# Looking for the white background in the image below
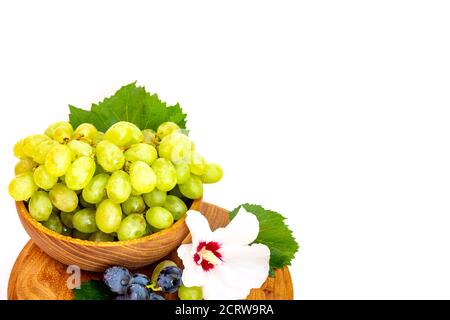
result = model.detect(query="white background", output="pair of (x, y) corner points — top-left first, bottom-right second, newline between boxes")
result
(1, 0), (450, 300)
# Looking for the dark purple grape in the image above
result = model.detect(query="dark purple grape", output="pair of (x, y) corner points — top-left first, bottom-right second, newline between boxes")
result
(125, 284), (151, 300)
(149, 293), (165, 300)
(157, 266), (182, 293)
(103, 266), (132, 294)
(131, 273), (151, 286)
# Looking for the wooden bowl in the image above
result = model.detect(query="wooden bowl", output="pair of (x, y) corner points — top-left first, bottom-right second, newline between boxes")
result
(16, 199), (202, 272)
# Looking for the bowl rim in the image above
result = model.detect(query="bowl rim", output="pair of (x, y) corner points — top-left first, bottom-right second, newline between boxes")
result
(16, 198), (202, 247)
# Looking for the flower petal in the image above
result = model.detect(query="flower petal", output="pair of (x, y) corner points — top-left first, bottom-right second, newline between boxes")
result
(182, 266), (207, 287)
(202, 243), (271, 300)
(212, 207), (259, 246)
(177, 244), (196, 269)
(186, 210), (212, 245)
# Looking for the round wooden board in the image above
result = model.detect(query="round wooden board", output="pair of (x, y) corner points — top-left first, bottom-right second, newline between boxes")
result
(8, 202), (293, 300)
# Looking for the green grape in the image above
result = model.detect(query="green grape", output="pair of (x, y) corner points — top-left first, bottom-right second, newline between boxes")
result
(13, 140), (27, 159)
(164, 195), (188, 220)
(178, 285), (203, 300)
(129, 161), (157, 194)
(14, 158), (37, 175)
(79, 195), (95, 208)
(157, 122), (181, 139)
(72, 208), (97, 233)
(45, 144), (72, 177)
(142, 129), (158, 146)
(96, 140), (125, 172)
(73, 123), (98, 142)
(124, 143), (158, 165)
(22, 134), (50, 158)
(33, 165), (58, 190)
(189, 153), (207, 176)
(168, 185), (189, 202)
(143, 189), (167, 207)
(61, 225), (72, 237)
(94, 131), (104, 145)
(72, 229), (91, 240)
(146, 207), (174, 229)
(104, 121), (143, 147)
(158, 132), (193, 163)
(143, 223), (153, 236)
(45, 121), (68, 138)
(96, 199), (123, 233)
(117, 214), (147, 241)
(33, 140), (58, 164)
(151, 260), (177, 282)
(42, 213), (63, 234)
(8, 172), (38, 201)
(106, 170), (132, 204)
(89, 231), (114, 242)
(29, 191), (53, 221)
(53, 122), (73, 143)
(65, 156), (96, 190)
(49, 183), (79, 212)
(121, 195), (146, 215)
(67, 140), (94, 157)
(174, 162), (191, 184)
(179, 175), (203, 199)
(94, 164), (106, 175)
(200, 162), (223, 184)
(60, 209), (76, 228)
(130, 187), (142, 196)
(151, 158), (177, 192)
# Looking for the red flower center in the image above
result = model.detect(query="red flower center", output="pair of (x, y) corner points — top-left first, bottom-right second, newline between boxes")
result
(193, 241), (223, 271)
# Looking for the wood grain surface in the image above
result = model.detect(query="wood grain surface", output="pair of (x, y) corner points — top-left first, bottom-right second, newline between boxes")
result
(8, 202), (293, 300)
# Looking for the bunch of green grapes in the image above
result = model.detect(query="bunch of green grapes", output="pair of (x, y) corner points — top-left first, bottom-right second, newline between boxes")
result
(9, 121), (222, 242)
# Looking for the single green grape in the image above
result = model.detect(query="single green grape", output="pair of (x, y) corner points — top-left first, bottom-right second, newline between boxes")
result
(189, 153), (207, 176)
(33, 165), (58, 190)
(142, 129), (158, 146)
(29, 191), (53, 221)
(158, 132), (193, 163)
(96, 199), (123, 233)
(22, 134), (50, 158)
(117, 214), (147, 241)
(200, 163), (223, 184)
(45, 144), (73, 177)
(53, 122), (73, 143)
(178, 285), (203, 300)
(179, 175), (203, 199)
(45, 121), (68, 138)
(49, 183), (79, 212)
(96, 140), (125, 172)
(146, 207), (174, 229)
(164, 195), (188, 220)
(67, 140), (94, 157)
(13, 140), (27, 159)
(82, 173), (109, 204)
(104, 121), (143, 147)
(73, 123), (98, 142)
(121, 195), (146, 215)
(129, 161), (157, 194)
(42, 213), (63, 234)
(124, 143), (158, 165)
(151, 158), (177, 192)
(60, 209), (77, 228)
(33, 140), (58, 164)
(174, 162), (191, 184)
(151, 260), (177, 282)
(14, 158), (37, 175)
(143, 189), (167, 207)
(72, 229), (91, 240)
(106, 170), (132, 204)
(157, 122), (181, 139)
(8, 172), (38, 201)
(72, 208), (97, 233)
(65, 156), (96, 190)
(61, 225), (73, 237)
(89, 231), (114, 242)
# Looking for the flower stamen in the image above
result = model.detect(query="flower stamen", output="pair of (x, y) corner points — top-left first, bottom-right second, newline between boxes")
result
(193, 241), (222, 271)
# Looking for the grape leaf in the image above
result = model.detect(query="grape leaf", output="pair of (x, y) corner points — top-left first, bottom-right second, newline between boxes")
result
(229, 204), (299, 277)
(69, 82), (187, 132)
(72, 280), (116, 300)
